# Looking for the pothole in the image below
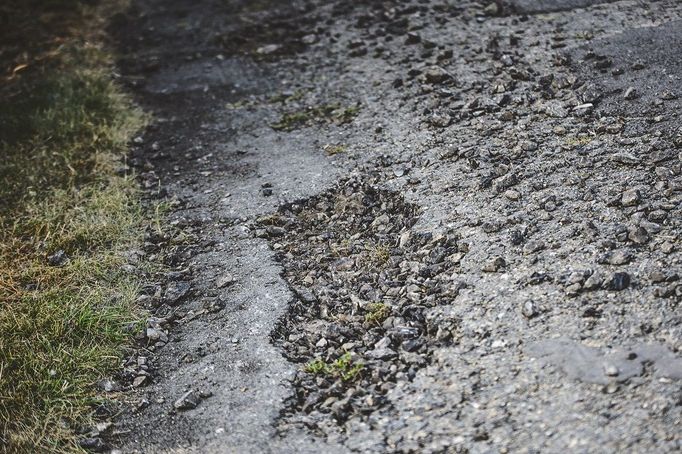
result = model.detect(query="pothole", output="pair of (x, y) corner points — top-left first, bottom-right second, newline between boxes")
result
(257, 178), (466, 435)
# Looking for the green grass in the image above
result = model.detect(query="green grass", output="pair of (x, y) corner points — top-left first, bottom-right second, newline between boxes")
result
(0, 1), (148, 452)
(323, 144), (347, 156)
(364, 303), (390, 326)
(271, 103), (360, 131)
(304, 353), (364, 382)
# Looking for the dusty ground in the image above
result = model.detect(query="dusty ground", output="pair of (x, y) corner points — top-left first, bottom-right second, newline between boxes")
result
(108, 0), (682, 452)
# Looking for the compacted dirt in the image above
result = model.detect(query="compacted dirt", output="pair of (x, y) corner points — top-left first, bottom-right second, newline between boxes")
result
(108, 0), (682, 452)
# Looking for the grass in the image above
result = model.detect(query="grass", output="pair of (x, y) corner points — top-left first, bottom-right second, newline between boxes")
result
(0, 0), (148, 452)
(364, 303), (390, 326)
(323, 144), (347, 156)
(371, 245), (391, 266)
(271, 103), (360, 131)
(305, 353), (364, 382)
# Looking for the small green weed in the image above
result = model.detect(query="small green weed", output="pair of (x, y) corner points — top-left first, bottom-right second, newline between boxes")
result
(372, 245), (391, 266)
(304, 353), (364, 382)
(323, 144), (347, 156)
(364, 303), (391, 326)
(271, 103), (360, 131)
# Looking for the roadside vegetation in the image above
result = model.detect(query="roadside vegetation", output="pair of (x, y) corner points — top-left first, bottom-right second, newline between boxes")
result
(0, 0), (146, 452)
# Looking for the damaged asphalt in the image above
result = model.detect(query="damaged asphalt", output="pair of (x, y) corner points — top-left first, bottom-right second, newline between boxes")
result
(106, 0), (682, 452)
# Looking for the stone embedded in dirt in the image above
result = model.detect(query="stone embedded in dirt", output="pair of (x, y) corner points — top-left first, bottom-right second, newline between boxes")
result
(648, 210), (667, 223)
(493, 172), (518, 193)
(504, 189), (521, 201)
(428, 113), (451, 128)
(611, 152), (641, 166)
(203, 297), (226, 313)
(604, 364), (619, 376)
(302, 34), (318, 45)
(366, 347), (398, 360)
(174, 390), (200, 411)
(660, 242), (674, 254)
(583, 272), (604, 290)
(483, 2), (500, 16)
(97, 379), (121, 393)
(132, 376), (148, 388)
(627, 226), (649, 244)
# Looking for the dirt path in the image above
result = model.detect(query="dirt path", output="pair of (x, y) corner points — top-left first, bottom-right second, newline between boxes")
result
(111, 0), (682, 452)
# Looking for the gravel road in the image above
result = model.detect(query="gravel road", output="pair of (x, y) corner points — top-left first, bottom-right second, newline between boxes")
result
(108, 0), (682, 452)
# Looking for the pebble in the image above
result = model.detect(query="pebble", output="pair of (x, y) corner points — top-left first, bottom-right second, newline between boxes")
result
(164, 281), (191, 304)
(366, 347), (398, 360)
(583, 272), (603, 290)
(623, 87), (638, 100)
(146, 327), (168, 343)
(482, 256), (505, 272)
(521, 301), (537, 318)
(423, 66), (452, 84)
(608, 250), (632, 265)
(627, 226), (648, 244)
(216, 272), (235, 288)
(256, 44), (281, 55)
(604, 364), (619, 377)
(174, 390), (200, 411)
(47, 250), (69, 267)
(405, 32), (421, 45)
(621, 189), (641, 206)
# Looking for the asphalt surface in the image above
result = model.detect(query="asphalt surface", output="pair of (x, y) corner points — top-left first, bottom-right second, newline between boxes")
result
(109, 1), (682, 452)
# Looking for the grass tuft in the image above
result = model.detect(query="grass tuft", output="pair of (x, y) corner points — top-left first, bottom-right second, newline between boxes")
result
(271, 103), (360, 131)
(304, 353), (364, 382)
(364, 303), (390, 326)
